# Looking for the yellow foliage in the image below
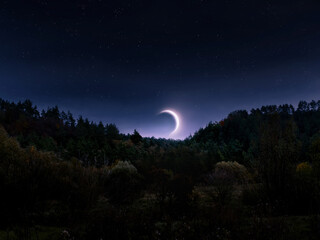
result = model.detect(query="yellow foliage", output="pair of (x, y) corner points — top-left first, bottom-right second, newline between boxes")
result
(296, 162), (312, 175)
(30, 145), (36, 153)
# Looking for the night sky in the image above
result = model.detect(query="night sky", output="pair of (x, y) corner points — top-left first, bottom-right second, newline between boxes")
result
(1, 0), (320, 139)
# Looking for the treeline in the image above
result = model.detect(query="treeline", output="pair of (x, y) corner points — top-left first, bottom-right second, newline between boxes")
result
(1, 98), (320, 239)
(191, 101), (320, 164)
(0, 98), (181, 167)
(2, 98), (320, 170)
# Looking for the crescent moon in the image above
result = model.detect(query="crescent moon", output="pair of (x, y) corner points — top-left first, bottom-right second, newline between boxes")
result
(160, 109), (180, 135)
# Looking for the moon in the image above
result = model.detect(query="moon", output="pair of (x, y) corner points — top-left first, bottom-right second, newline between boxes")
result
(160, 109), (180, 135)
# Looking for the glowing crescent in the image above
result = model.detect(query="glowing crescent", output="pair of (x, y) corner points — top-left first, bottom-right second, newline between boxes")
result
(160, 109), (180, 135)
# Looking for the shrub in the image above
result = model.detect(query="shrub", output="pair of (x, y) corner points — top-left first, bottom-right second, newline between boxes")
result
(106, 161), (143, 204)
(208, 161), (250, 205)
(212, 161), (250, 184)
(111, 160), (138, 175)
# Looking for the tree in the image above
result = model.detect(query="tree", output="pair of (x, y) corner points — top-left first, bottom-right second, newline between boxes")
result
(209, 161), (249, 205)
(258, 114), (300, 198)
(105, 123), (120, 140)
(297, 101), (309, 112)
(106, 161), (142, 204)
(130, 129), (142, 145)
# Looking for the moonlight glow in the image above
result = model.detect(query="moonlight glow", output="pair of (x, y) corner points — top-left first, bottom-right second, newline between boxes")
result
(160, 109), (180, 135)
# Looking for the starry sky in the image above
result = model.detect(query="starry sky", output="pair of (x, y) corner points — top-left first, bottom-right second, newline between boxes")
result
(1, 0), (320, 139)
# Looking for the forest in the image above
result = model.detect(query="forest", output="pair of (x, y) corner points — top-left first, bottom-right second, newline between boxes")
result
(1, 98), (320, 239)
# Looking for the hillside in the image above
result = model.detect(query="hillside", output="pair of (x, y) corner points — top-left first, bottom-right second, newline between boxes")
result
(1, 98), (320, 239)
